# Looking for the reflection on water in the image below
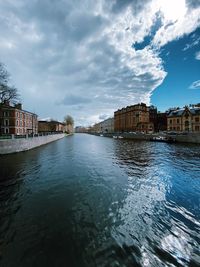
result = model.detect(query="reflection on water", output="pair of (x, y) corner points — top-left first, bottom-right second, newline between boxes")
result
(0, 134), (200, 266)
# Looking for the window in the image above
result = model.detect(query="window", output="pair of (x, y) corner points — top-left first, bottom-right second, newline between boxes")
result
(185, 121), (189, 126)
(169, 119), (172, 124)
(5, 128), (9, 134)
(3, 111), (9, 117)
(4, 119), (9, 126)
(195, 126), (199, 131)
(177, 119), (179, 123)
(195, 117), (199, 122)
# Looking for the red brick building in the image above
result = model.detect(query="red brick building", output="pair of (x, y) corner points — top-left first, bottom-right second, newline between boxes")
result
(114, 103), (154, 133)
(0, 101), (38, 135)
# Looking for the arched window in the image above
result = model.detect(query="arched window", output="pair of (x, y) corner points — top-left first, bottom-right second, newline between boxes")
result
(185, 121), (189, 126)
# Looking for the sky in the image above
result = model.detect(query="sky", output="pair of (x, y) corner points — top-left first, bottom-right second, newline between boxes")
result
(0, 0), (200, 126)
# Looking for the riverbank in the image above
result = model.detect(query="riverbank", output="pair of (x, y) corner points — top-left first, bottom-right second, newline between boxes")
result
(0, 133), (66, 154)
(89, 132), (200, 144)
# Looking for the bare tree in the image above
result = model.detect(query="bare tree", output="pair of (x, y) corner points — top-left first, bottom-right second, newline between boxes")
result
(0, 62), (10, 85)
(64, 115), (74, 125)
(0, 62), (20, 104)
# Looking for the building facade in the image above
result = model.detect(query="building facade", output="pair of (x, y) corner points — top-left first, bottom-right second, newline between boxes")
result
(38, 120), (64, 132)
(0, 102), (38, 135)
(114, 103), (154, 133)
(157, 112), (167, 132)
(167, 106), (200, 132)
(98, 118), (114, 133)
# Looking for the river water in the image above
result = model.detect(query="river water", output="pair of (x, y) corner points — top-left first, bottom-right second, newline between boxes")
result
(0, 134), (200, 267)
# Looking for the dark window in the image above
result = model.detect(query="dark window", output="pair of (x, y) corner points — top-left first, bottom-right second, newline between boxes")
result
(195, 117), (199, 122)
(177, 119), (179, 123)
(4, 119), (9, 126)
(3, 111), (9, 117)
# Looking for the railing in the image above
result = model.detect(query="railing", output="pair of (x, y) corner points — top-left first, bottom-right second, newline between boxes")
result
(0, 131), (64, 140)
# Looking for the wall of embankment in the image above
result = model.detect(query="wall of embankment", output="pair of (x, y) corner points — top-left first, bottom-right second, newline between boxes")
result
(0, 133), (65, 155)
(90, 132), (200, 144)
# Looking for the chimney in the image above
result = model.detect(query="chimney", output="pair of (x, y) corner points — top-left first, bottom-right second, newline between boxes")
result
(15, 103), (22, 110)
(3, 100), (10, 106)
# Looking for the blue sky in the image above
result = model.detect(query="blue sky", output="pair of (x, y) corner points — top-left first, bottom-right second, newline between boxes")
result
(152, 27), (200, 111)
(0, 0), (200, 125)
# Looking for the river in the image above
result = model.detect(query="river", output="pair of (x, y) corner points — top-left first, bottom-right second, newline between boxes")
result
(0, 134), (200, 267)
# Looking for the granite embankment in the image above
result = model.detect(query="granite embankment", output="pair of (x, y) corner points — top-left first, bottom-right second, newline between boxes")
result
(0, 133), (65, 154)
(90, 132), (200, 144)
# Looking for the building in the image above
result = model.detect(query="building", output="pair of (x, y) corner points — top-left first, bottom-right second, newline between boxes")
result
(149, 105), (158, 131)
(91, 122), (101, 133)
(63, 124), (74, 134)
(97, 118), (114, 133)
(38, 120), (64, 132)
(75, 126), (88, 133)
(157, 112), (167, 132)
(114, 103), (154, 133)
(167, 106), (200, 132)
(0, 101), (38, 135)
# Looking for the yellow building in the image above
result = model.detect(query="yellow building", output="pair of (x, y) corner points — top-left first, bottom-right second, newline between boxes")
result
(167, 106), (200, 132)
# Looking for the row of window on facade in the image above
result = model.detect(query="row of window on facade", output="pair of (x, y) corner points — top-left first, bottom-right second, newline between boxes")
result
(169, 117), (199, 124)
(3, 119), (36, 127)
(3, 111), (35, 121)
(3, 127), (30, 134)
(169, 126), (200, 131)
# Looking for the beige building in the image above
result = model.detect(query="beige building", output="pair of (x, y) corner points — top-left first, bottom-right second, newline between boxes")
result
(90, 118), (114, 133)
(63, 124), (74, 134)
(38, 120), (64, 132)
(167, 106), (200, 132)
(99, 118), (114, 133)
(91, 122), (101, 133)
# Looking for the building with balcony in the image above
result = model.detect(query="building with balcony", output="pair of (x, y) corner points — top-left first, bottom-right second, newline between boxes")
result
(114, 103), (154, 133)
(167, 106), (200, 132)
(0, 101), (38, 135)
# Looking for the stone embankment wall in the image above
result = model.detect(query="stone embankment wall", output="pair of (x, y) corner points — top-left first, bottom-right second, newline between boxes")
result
(0, 134), (65, 155)
(172, 133), (200, 144)
(90, 132), (200, 144)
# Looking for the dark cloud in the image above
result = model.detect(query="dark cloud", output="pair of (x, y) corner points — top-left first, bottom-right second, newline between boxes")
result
(60, 95), (91, 106)
(111, 0), (151, 15)
(186, 0), (200, 9)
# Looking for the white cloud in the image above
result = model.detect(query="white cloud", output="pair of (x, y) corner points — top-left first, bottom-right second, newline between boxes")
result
(0, 0), (199, 125)
(152, 0), (200, 48)
(182, 36), (200, 51)
(189, 80), (200, 89)
(195, 51), (200, 60)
